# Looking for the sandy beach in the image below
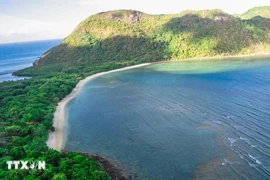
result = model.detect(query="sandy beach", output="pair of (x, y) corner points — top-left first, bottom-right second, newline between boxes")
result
(46, 52), (270, 151)
(46, 63), (151, 151)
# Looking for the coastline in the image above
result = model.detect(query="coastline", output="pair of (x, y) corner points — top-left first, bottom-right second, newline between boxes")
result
(46, 52), (270, 151)
(46, 63), (151, 151)
(45, 52), (270, 179)
(155, 52), (270, 64)
(63, 150), (130, 180)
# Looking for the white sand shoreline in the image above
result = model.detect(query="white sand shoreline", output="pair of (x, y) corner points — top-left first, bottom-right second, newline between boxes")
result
(46, 63), (151, 151)
(46, 52), (270, 151)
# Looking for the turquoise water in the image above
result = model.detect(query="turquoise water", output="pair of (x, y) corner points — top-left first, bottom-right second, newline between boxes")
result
(65, 57), (270, 179)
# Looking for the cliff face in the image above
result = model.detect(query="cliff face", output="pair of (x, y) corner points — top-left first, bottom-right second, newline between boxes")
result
(17, 7), (270, 75)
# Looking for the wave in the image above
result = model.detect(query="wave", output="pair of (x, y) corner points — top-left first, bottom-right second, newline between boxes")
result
(222, 158), (238, 165)
(230, 124), (270, 150)
(248, 153), (263, 165)
(212, 120), (222, 124)
(248, 162), (257, 168)
(228, 137), (239, 144)
(239, 137), (258, 148)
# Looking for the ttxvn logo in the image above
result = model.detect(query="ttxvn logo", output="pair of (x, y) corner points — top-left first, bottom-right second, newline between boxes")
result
(7, 161), (46, 170)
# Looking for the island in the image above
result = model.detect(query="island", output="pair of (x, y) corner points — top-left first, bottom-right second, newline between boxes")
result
(1, 6), (270, 179)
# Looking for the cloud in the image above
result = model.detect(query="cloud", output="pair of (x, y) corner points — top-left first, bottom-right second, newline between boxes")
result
(0, 32), (62, 44)
(77, 0), (97, 5)
(76, 0), (138, 5)
(0, 14), (65, 43)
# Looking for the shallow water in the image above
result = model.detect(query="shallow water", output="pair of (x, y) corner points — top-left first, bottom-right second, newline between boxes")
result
(65, 57), (270, 179)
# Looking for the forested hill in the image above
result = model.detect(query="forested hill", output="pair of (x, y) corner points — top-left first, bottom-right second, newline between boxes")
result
(16, 7), (270, 76)
(1, 6), (270, 179)
(239, 6), (270, 19)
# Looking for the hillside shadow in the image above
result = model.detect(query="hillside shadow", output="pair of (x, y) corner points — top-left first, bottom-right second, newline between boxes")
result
(43, 35), (172, 65)
(163, 13), (270, 54)
(244, 16), (270, 30)
(15, 13), (270, 76)
(164, 14), (217, 38)
(17, 35), (173, 75)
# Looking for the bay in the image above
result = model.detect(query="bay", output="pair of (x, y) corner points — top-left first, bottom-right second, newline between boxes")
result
(65, 57), (270, 180)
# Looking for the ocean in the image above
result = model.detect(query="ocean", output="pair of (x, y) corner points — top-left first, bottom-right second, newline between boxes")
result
(65, 57), (270, 179)
(0, 39), (62, 82)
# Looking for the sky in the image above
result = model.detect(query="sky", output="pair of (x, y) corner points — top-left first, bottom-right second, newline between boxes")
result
(0, 0), (269, 43)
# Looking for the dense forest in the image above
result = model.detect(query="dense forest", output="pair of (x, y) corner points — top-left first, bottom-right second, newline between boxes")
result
(0, 74), (112, 179)
(15, 7), (270, 76)
(1, 6), (270, 179)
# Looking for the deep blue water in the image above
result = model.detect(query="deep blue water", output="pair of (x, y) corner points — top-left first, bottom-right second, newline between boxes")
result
(65, 57), (270, 180)
(0, 39), (62, 82)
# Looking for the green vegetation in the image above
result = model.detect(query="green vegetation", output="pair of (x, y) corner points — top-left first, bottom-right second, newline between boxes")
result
(15, 8), (270, 76)
(238, 6), (270, 19)
(0, 75), (111, 179)
(1, 6), (270, 179)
